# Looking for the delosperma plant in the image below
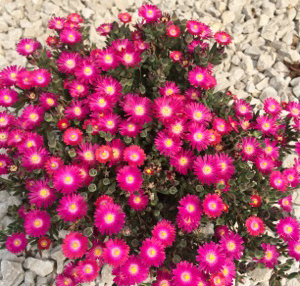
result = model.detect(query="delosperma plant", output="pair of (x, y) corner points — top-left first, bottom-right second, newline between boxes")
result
(0, 4), (299, 286)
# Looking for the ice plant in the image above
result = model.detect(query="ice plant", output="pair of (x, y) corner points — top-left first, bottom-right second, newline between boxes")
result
(1, 5), (299, 286)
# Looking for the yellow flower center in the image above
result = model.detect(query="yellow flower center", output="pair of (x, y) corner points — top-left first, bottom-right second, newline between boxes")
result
(228, 242), (235, 250)
(40, 189), (49, 198)
(84, 67), (92, 75)
(106, 86), (113, 93)
(203, 166), (212, 175)
(179, 157), (187, 165)
(105, 214), (114, 223)
(31, 155), (40, 163)
(135, 105), (144, 115)
(173, 124), (182, 133)
(30, 113), (38, 121)
(14, 239), (21, 246)
(25, 44), (31, 50)
(72, 242), (79, 249)
(207, 253), (216, 262)
(245, 145), (253, 154)
(34, 219), (42, 227)
(161, 106), (171, 116)
(74, 107), (81, 115)
(181, 272), (191, 282)
(130, 265), (138, 274)
(126, 175), (134, 183)
(134, 196), (141, 203)
(196, 74), (203, 81)
(265, 251), (273, 260)
(107, 120), (113, 127)
(47, 98), (54, 105)
(124, 54), (133, 62)
(165, 139), (173, 147)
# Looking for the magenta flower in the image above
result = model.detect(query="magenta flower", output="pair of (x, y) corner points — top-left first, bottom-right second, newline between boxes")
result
(155, 131), (182, 157)
(269, 171), (288, 192)
(39, 92), (58, 110)
(241, 136), (261, 161)
(16, 70), (34, 89)
(96, 23), (112, 36)
(283, 168), (299, 188)
(24, 210), (51, 237)
(103, 238), (130, 267)
(128, 190), (148, 211)
(63, 128), (83, 146)
(172, 261), (199, 286)
(57, 194), (87, 222)
(48, 17), (65, 30)
(0, 154), (12, 175)
(28, 180), (56, 208)
(65, 100), (89, 120)
(197, 242), (225, 273)
(6, 233), (27, 254)
(234, 99), (253, 118)
(245, 216), (265, 236)
(264, 97), (282, 116)
(119, 120), (143, 138)
(98, 112), (120, 134)
(256, 115), (277, 135)
(194, 155), (221, 185)
(118, 47), (141, 68)
(140, 238), (165, 267)
(53, 165), (83, 194)
(20, 105), (44, 130)
(94, 203), (125, 235)
(97, 47), (119, 71)
(138, 4), (162, 23)
(16, 38), (41, 56)
(62, 232), (88, 259)
(286, 101), (300, 118)
(74, 58), (99, 84)
(257, 243), (279, 268)
(170, 149), (195, 175)
(152, 220), (176, 247)
(123, 145), (146, 167)
(276, 217), (300, 242)
(159, 81), (180, 97)
(60, 28), (82, 44)
(0, 65), (26, 87)
(0, 88), (18, 107)
(76, 142), (97, 167)
(214, 31), (232, 45)
(287, 240), (300, 261)
(186, 102), (212, 125)
(203, 193), (224, 218)
(220, 232), (244, 260)
(278, 196), (292, 212)
(117, 165), (143, 193)
(32, 69), (52, 87)
(178, 194), (202, 221)
(57, 52), (81, 74)
(186, 123), (210, 152)
(21, 147), (49, 171)
(77, 259), (100, 282)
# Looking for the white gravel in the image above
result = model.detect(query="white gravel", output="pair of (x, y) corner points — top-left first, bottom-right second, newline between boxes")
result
(0, 0), (300, 285)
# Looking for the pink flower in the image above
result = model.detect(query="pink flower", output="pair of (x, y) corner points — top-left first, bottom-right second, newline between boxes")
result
(170, 149), (195, 175)
(6, 233), (27, 254)
(16, 39), (41, 56)
(178, 194), (202, 221)
(276, 217), (300, 242)
(197, 242), (225, 273)
(76, 143), (97, 167)
(287, 240), (300, 261)
(186, 102), (212, 125)
(57, 52), (81, 74)
(97, 47), (119, 71)
(122, 94), (152, 124)
(93, 75), (122, 101)
(152, 220), (176, 247)
(118, 47), (141, 68)
(63, 128), (83, 146)
(153, 270), (173, 286)
(255, 155), (275, 174)
(128, 190), (148, 211)
(256, 115), (277, 135)
(62, 232), (88, 259)
(262, 138), (279, 159)
(278, 196), (292, 212)
(188, 66), (212, 89)
(32, 69), (52, 87)
(167, 119), (187, 139)
(48, 17), (65, 30)
(16, 70), (34, 89)
(245, 216), (265, 236)
(118, 12), (132, 23)
(20, 105), (44, 130)
(57, 194), (87, 222)
(170, 51), (183, 62)
(116, 256), (149, 286)
(241, 137), (261, 161)
(0, 65), (26, 87)
(264, 98), (282, 116)
(95, 145), (113, 164)
(56, 275), (76, 286)
(77, 259), (100, 283)
(159, 81), (180, 97)
(214, 31), (232, 45)
(0, 88), (18, 107)
(21, 147), (49, 171)
(96, 23), (112, 36)
(138, 4), (162, 23)
(94, 203), (125, 235)
(270, 171), (288, 192)
(28, 179), (56, 208)
(283, 168), (299, 188)
(213, 117), (232, 135)
(186, 21), (212, 38)
(215, 225), (230, 239)
(39, 92), (58, 110)
(194, 155), (220, 185)
(220, 259), (236, 286)
(44, 156), (64, 175)
(74, 58), (99, 84)
(215, 153), (235, 181)
(257, 243), (279, 268)
(286, 101), (300, 118)
(234, 99), (253, 118)
(53, 165), (83, 194)
(123, 145), (146, 167)
(187, 124), (210, 152)
(220, 232), (244, 260)
(0, 154), (12, 175)
(249, 194), (262, 207)
(140, 238), (165, 267)
(103, 238), (130, 267)
(117, 165), (143, 193)
(60, 28), (82, 44)
(155, 131), (182, 157)
(65, 100), (89, 120)
(167, 25), (181, 37)
(24, 210), (51, 237)
(98, 112), (120, 134)
(153, 96), (183, 124)
(203, 193), (224, 218)
(172, 261), (199, 286)
(119, 120), (143, 138)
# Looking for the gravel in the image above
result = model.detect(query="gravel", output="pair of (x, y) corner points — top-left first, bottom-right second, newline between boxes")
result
(0, 0), (300, 285)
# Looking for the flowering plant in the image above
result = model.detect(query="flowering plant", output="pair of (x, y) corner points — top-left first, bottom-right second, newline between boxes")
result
(0, 4), (300, 286)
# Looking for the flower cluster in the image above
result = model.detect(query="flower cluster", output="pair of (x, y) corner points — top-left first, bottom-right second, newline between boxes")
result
(1, 4), (299, 286)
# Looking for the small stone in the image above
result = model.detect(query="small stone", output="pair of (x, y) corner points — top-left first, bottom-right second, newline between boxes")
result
(240, 55), (255, 75)
(244, 45), (261, 56)
(221, 11), (235, 25)
(36, 276), (47, 286)
(270, 76), (289, 91)
(1, 260), (24, 286)
(0, 249), (25, 263)
(115, 0), (130, 10)
(290, 77), (300, 87)
(231, 67), (245, 82)
(25, 271), (36, 286)
(257, 53), (276, 71)
(261, 25), (276, 42)
(248, 267), (273, 283)
(246, 81), (258, 94)
(231, 55), (240, 66)
(200, 223), (214, 237)
(5, 2), (17, 14)
(258, 14), (269, 27)
(292, 85), (300, 97)
(51, 246), (65, 274)
(256, 78), (269, 91)
(260, 87), (279, 101)
(24, 257), (54, 277)
(273, 61), (289, 73)
(82, 8), (94, 19)
(100, 264), (115, 285)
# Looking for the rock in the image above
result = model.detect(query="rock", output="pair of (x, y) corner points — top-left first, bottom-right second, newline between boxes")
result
(260, 87), (279, 101)
(231, 55), (240, 66)
(256, 78), (269, 91)
(240, 55), (255, 75)
(5, 2), (17, 14)
(221, 11), (235, 25)
(200, 223), (214, 237)
(258, 14), (269, 27)
(36, 276), (47, 286)
(248, 267), (272, 283)
(25, 271), (36, 286)
(24, 257), (54, 277)
(100, 264), (115, 285)
(1, 260), (24, 286)
(0, 203), (8, 221)
(82, 8), (94, 19)
(50, 246), (65, 274)
(257, 53), (276, 71)
(244, 45), (261, 56)
(231, 67), (245, 82)
(115, 0), (130, 10)
(261, 25), (277, 41)
(0, 249), (25, 263)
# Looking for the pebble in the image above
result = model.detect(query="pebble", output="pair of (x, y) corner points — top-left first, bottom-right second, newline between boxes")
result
(1, 260), (24, 286)
(257, 53), (276, 71)
(24, 258), (54, 277)
(260, 86), (279, 101)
